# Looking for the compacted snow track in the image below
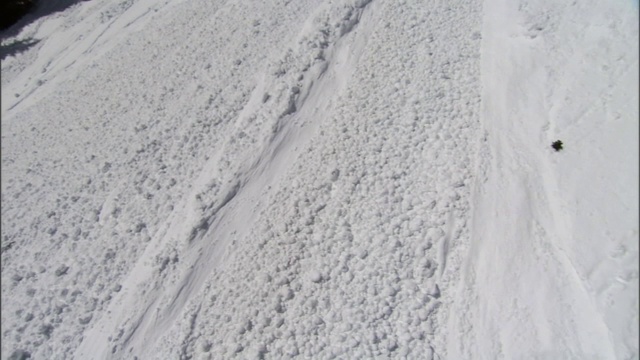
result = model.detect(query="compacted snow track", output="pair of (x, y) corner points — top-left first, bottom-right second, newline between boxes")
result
(443, 1), (638, 359)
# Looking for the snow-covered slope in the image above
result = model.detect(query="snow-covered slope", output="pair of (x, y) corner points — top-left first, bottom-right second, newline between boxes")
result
(1, 0), (637, 359)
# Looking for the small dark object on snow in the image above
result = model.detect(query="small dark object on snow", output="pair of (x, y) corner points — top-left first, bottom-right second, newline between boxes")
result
(551, 140), (563, 151)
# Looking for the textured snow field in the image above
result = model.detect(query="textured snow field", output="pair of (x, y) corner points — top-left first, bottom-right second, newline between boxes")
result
(1, 0), (637, 359)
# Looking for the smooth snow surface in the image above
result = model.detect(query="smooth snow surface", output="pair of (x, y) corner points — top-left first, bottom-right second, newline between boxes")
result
(1, 0), (637, 359)
(445, 1), (639, 359)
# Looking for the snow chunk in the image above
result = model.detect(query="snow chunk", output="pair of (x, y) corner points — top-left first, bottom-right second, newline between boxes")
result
(308, 270), (324, 283)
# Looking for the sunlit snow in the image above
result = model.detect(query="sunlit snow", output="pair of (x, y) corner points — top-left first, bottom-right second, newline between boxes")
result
(1, 0), (637, 359)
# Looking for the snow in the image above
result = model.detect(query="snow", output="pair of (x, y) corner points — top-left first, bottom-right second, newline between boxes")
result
(1, 0), (637, 359)
(443, 0), (638, 358)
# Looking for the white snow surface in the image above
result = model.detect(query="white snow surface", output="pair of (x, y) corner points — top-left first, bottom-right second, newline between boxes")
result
(1, 0), (637, 359)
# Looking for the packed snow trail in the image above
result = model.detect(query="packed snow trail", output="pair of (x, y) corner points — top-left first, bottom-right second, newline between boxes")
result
(444, 0), (639, 359)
